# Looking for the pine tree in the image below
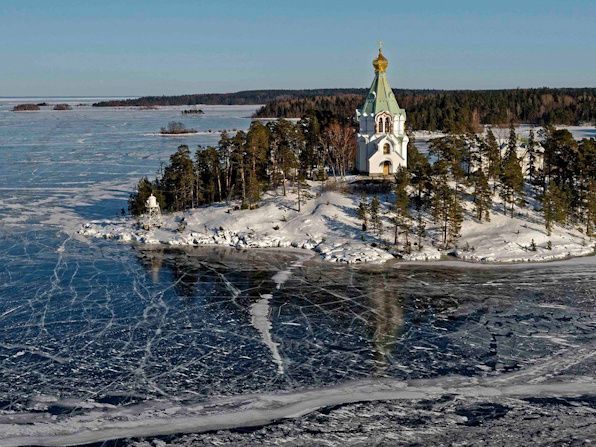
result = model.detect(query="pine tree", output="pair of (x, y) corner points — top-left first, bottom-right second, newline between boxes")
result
(393, 167), (410, 246)
(447, 190), (464, 247)
(527, 128), (538, 184)
(577, 139), (596, 234)
(268, 119), (302, 196)
(469, 135), (483, 175)
(297, 111), (322, 178)
(507, 122), (517, 155)
(195, 146), (222, 204)
(431, 174), (452, 248)
(194, 149), (209, 204)
(473, 169), (492, 222)
(357, 195), (369, 231)
(500, 131), (524, 217)
(431, 172), (463, 249)
(295, 173), (304, 212)
(407, 142), (432, 211)
(587, 180), (596, 237)
(246, 171), (261, 208)
(542, 181), (569, 236)
(218, 131), (234, 198)
(161, 145), (196, 211)
(403, 222), (412, 253)
(370, 196), (382, 237)
(485, 128), (501, 191)
(429, 135), (464, 185)
(416, 209), (426, 251)
(245, 122), (270, 206)
(230, 130), (248, 207)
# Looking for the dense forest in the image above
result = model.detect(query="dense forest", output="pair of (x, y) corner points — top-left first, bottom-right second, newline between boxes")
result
(92, 89), (365, 107)
(254, 88), (596, 132)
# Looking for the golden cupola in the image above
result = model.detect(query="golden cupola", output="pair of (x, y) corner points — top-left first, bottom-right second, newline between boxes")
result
(372, 48), (388, 73)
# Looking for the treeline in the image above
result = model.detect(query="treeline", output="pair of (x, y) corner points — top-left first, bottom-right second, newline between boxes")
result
(253, 88), (596, 131)
(256, 94), (364, 126)
(129, 113), (356, 215)
(95, 87), (595, 131)
(92, 89), (365, 107)
(372, 125), (595, 251)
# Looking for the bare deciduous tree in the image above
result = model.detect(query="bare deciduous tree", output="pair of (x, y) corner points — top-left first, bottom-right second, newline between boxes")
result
(323, 122), (356, 179)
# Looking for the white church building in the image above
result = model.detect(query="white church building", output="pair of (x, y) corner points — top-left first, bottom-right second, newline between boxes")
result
(356, 46), (408, 176)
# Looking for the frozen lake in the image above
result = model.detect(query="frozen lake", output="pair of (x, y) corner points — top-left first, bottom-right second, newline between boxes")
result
(0, 102), (594, 446)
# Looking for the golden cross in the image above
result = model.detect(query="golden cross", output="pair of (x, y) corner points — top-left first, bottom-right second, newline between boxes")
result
(378, 40), (384, 51)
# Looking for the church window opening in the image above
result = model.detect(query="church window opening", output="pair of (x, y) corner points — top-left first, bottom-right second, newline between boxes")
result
(377, 115), (391, 133)
(383, 143), (391, 154)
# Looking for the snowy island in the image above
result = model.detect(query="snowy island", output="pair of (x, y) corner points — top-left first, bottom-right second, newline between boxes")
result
(159, 121), (198, 135)
(80, 48), (594, 265)
(80, 175), (594, 265)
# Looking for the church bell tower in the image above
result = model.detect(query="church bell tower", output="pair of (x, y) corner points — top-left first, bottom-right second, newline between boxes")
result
(356, 44), (408, 176)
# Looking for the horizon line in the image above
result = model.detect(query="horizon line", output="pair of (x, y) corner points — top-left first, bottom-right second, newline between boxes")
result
(2, 85), (596, 100)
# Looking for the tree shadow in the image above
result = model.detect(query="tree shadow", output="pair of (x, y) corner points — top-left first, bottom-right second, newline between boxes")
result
(321, 214), (388, 247)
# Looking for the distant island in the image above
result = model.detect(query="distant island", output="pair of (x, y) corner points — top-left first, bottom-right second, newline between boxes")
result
(182, 108), (204, 115)
(12, 104), (40, 112)
(91, 89), (364, 107)
(160, 121), (198, 135)
(53, 103), (72, 111)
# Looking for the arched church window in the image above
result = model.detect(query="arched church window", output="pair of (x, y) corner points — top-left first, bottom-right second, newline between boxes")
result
(385, 117), (391, 133)
(383, 143), (391, 154)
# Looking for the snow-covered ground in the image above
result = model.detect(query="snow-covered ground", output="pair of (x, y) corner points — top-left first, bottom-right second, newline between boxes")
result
(455, 196), (593, 263)
(80, 181), (396, 264)
(79, 179), (594, 265)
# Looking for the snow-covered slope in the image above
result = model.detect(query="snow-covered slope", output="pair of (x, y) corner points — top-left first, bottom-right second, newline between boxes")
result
(80, 180), (594, 265)
(80, 182), (395, 264)
(456, 209), (592, 262)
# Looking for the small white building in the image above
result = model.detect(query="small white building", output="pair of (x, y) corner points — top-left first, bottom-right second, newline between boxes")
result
(356, 46), (408, 176)
(143, 193), (161, 229)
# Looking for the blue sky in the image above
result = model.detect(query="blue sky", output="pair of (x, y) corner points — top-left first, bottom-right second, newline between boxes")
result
(1, 0), (594, 96)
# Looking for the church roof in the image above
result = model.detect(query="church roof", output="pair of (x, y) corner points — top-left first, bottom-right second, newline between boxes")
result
(358, 49), (405, 117)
